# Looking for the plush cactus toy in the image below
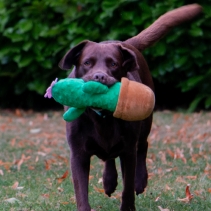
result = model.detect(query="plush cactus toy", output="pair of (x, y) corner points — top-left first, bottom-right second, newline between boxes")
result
(44, 77), (155, 122)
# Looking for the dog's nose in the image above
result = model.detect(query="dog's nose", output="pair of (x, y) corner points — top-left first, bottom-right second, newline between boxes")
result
(93, 73), (107, 83)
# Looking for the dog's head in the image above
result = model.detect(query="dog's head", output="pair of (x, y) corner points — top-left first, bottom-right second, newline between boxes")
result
(59, 41), (140, 86)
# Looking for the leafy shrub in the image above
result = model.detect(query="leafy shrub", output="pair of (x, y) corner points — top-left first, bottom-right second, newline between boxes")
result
(0, 0), (210, 110)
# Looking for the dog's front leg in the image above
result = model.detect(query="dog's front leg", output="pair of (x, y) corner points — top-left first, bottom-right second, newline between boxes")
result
(120, 149), (136, 211)
(103, 159), (118, 196)
(70, 152), (91, 211)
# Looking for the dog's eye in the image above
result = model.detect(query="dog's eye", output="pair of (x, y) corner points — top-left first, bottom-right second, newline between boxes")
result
(84, 61), (91, 66)
(111, 62), (117, 67)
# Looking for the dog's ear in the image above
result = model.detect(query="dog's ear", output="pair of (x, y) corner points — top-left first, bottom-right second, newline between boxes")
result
(59, 40), (90, 70)
(118, 44), (139, 72)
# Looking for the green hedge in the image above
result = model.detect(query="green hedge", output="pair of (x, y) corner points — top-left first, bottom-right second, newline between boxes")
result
(0, 0), (210, 110)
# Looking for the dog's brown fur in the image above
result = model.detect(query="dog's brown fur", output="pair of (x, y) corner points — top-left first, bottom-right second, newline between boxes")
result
(59, 4), (202, 211)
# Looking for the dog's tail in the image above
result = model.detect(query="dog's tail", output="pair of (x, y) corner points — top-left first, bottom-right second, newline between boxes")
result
(124, 4), (202, 51)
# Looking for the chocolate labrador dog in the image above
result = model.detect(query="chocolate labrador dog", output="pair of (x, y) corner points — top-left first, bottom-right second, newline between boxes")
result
(58, 4), (202, 211)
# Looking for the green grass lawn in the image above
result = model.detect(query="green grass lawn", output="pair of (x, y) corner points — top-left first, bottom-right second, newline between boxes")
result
(0, 110), (211, 211)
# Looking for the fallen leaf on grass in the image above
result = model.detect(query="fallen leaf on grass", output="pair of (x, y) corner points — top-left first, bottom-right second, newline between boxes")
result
(191, 154), (200, 163)
(176, 176), (187, 184)
(166, 148), (187, 163)
(165, 184), (172, 191)
(28, 166), (35, 170)
(11, 181), (24, 190)
(61, 201), (69, 205)
(53, 154), (69, 165)
(111, 191), (122, 200)
(0, 124), (7, 131)
(35, 156), (39, 162)
(185, 184), (194, 200)
(194, 190), (206, 199)
(146, 158), (154, 165)
(11, 181), (18, 189)
(184, 175), (197, 180)
(98, 177), (103, 184)
(45, 160), (51, 170)
(41, 193), (50, 198)
(1, 162), (12, 171)
(57, 187), (64, 192)
(0, 169), (4, 176)
(158, 206), (170, 211)
(178, 184), (193, 203)
(89, 175), (94, 180)
(41, 146), (53, 154)
(70, 196), (76, 204)
(165, 167), (177, 173)
(30, 128), (41, 134)
(10, 138), (16, 147)
(166, 149), (175, 158)
(14, 154), (31, 171)
(159, 151), (167, 164)
(148, 172), (155, 179)
(16, 192), (27, 198)
(45, 178), (53, 188)
(16, 159), (24, 171)
(155, 196), (160, 202)
(56, 170), (69, 184)
(175, 147), (187, 164)
(93, 186), (104, 194)
(37, 152), (46, 157)
(4, 197), (21, 204)
(204, 163), (211, 177)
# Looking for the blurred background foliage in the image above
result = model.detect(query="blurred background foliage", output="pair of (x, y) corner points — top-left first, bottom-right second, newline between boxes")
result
(0, 0), (210, 110)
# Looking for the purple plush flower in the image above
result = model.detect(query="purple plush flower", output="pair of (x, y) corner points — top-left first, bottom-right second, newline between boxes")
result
(44, 78), (58, 98)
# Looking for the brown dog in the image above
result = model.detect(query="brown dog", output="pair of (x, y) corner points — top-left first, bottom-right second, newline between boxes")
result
(58, 4), (202, 211)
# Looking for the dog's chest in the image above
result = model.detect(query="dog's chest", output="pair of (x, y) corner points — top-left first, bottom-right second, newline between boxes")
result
(84, 135), (125, 161)
(70, 111), (138, 160)
(84, 116), (126, 160)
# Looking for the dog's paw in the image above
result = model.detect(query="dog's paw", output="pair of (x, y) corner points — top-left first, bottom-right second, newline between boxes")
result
(135, 185), (146, 195)
(103, 178), (118, 197)
(103, 160), (118, 196)
(135, 175), (148, 195)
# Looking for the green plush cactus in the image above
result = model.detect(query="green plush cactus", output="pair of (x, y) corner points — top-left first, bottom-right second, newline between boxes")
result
(44, 78), (121, 121)
(45, 77), (155, 122)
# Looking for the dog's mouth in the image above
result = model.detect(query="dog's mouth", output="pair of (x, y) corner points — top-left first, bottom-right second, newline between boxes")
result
(83, 75), (118, 87)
